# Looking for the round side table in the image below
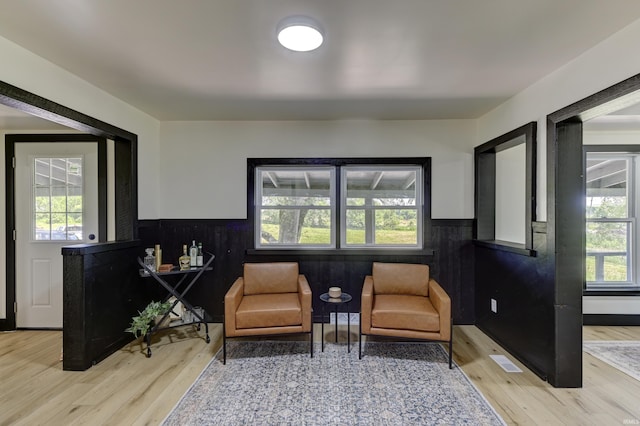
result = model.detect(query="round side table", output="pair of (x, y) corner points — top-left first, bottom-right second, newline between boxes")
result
(319, 292), (353, 352)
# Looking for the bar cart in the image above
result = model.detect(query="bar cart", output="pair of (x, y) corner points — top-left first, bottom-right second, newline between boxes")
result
(137, 252), (215, 357)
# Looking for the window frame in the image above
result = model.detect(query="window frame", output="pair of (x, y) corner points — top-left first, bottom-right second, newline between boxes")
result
(31, 155), (86, 242)
(247, 157), (432, 255)
(340, 164), (423, 249)
(584, 150), (640, 292)
(254, 165), (336, 249)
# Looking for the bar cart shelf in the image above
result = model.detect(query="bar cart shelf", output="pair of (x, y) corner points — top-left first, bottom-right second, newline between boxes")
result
(137, 253), (215, 357)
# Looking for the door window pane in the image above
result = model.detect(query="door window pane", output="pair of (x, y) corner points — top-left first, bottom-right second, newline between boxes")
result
(33, 157), (84, 241)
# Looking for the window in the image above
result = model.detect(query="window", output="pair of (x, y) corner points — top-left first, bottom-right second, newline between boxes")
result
(255, 166), (335, 248)
(342, 166), (421, 247)
(585, 153), (638, 290)
(251, 158), (429, 251)
(33, 157), (84, 241)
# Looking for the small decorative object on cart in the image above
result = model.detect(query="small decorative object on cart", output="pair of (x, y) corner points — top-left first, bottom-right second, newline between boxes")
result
(179, 244), (191, 270)
(329, 286), (342, 298)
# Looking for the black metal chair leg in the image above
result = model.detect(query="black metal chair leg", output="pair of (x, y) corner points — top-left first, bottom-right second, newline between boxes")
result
(358, 314), (362, 359)
(448, 319), (453, 369)
(222, 311), (227, 365)
(310, 321), (314, 358)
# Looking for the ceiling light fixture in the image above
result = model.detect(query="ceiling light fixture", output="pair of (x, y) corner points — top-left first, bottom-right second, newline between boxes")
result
(277, 15), (324, 52)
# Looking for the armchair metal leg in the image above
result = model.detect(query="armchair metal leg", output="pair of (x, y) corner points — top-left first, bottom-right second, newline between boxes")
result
(310, 322), (314, 358)
(358, 314), (362, 360)
(448, 318), (453, 369)
(222, 312), (227, 365)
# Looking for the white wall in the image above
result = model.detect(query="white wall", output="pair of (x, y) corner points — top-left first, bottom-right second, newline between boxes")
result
(478, 17), (640, 223)
(0, 35), (162, 319)
(478, 18), (640, 317)
(158, 120), (476, 220)
(495, 144), (526, 244)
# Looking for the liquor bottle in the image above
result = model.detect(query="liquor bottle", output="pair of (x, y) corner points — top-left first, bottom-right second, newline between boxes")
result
(154, 244), (162, 271)
(143, 248), (156, 273)
(189, 240), (198, 267)
(179, 244), (190, 270)
(196, 242), (203, 267)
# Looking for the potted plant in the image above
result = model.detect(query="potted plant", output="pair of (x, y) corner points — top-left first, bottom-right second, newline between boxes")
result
(125, 300), (172, 338)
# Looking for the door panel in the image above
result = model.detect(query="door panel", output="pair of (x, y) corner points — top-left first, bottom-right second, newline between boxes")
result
(15, 142), (98, 328)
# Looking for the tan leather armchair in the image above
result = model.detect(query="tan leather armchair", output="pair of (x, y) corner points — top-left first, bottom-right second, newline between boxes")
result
(360, 262), (452, 368)
(223, 262), (312, 364)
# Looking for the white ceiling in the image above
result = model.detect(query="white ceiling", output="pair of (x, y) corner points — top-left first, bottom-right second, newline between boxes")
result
(1, 1), (640, 122)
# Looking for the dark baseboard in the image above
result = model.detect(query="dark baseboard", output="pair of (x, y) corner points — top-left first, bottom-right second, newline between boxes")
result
(583, 314), (640, 326)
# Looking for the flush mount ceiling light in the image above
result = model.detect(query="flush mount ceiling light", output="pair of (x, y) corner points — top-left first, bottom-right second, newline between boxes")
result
(277, 15), (324, 52)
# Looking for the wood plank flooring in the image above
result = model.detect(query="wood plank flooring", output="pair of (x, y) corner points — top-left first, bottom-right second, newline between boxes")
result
(0, 324), (638, 425)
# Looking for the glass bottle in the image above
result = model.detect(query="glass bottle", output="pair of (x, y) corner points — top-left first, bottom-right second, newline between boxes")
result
(143, 248), (155, 273)
(196, 242), (203, 267)
(189, 240), (198, 267)
(179, 244), (191, 270)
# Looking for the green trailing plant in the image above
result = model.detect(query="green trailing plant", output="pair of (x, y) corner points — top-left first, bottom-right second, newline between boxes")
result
(125, 300), (172, 338)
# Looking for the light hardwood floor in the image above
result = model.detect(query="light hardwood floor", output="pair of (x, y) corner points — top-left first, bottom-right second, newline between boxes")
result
(0, 324), (639, 425)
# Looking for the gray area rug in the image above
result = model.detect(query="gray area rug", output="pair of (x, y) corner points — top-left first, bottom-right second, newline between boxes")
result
(583, 340), (640, 381)
(162, 341), (505, 425)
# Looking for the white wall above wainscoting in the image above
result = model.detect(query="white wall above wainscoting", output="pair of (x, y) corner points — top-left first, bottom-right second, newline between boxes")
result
(158, 119), (476, 220)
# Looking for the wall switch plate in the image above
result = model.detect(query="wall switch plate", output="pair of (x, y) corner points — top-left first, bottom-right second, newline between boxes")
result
(491, 298), (497, 313)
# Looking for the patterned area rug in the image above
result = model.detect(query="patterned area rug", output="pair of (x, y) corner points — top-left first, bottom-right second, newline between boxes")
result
(162, 341), (505, 425)
(583, 340), (640, 381)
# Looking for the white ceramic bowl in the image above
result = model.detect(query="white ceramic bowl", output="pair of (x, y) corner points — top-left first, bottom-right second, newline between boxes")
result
(328, 287), (341, 298)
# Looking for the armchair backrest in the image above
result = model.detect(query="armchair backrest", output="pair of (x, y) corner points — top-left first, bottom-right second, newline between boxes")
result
(372, 262), (429, 297)
(243, 262), (299, 295)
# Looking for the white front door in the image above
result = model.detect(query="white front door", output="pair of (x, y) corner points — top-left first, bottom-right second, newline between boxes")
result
(15, 142), (99, 328)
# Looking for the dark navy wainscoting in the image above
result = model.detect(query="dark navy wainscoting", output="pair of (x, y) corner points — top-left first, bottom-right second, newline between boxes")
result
(137, 218), (475, 325)
(474, 223), (553, 381)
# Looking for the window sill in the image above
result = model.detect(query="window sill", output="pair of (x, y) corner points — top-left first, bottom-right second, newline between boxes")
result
(583, 289), (640, 296)
(473, 239), (536, 257)
(246, 248), (435, 257)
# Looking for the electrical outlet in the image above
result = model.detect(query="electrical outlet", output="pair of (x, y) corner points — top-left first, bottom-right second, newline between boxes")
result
(491, 298), (497, 313)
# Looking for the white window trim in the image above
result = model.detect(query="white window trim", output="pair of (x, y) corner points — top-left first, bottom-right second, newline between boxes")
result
(339, 165), (422, 249)
(254, 165), (336, 249)
(585, 153), (638, 289)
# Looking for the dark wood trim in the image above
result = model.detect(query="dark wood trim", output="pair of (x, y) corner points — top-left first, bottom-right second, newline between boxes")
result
(583, 314), (640, 326)
(549, 74), (640, 123)
(472, 239), (536, 257)
(0, 81), (136, 141)
(114, 137), (138, 240)
(2, 141), (16, 330)
(547, 119), (584, 388)
(432, 218), (474, 227)
(546, 72), (640, 388)
(584, 290), (640, 296)
(247, 157), (431, 251)
(0, 80), (139, 331)
(246, 248), (436, 256)
(61, 240), (140, 256)
(4, 134), (108, 331)
(474, 122), (537, 249)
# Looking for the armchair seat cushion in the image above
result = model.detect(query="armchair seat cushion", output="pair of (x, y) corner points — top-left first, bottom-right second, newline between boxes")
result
(236, 293), (302, 329)
(372, 294), (440, 333)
